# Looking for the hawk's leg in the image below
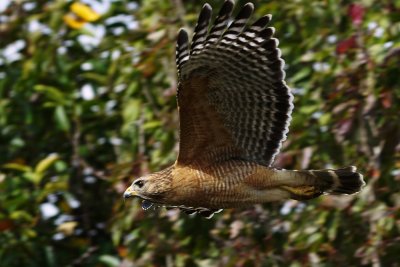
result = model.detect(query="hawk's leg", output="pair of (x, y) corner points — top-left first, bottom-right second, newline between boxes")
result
(280, 185), (323, 200)
(270, 170), (325, 200)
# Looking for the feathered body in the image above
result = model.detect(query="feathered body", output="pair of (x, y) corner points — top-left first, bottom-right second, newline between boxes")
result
(124, 0), (365, 218)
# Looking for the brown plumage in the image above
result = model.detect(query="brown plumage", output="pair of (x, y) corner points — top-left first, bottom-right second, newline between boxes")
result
(124, 0), (365, 218)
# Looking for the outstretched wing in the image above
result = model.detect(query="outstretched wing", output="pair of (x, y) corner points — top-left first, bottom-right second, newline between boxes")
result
(175, 0), (293, 167)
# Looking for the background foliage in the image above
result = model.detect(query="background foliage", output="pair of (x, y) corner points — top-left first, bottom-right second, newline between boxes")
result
(1, 0), (399, 266)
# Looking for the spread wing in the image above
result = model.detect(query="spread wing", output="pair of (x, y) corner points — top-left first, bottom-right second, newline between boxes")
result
(175, 0), (293, 166)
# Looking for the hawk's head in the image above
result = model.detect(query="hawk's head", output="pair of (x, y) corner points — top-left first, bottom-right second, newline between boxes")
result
(123, 167), (173, 208)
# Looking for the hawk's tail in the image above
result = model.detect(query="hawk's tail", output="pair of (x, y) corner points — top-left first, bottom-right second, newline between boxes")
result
(303, 166), (365, 195)
(284, 166), (365, 200)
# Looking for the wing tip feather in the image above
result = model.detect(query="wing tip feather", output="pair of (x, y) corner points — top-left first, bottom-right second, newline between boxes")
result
(202, 3), (212, 10)
(177, 28), (189, 46)
(240, 3), (254, 16)
(252, 14), (272, 27)
(200, 3), (212, 19)
(219, 0), (235, 16)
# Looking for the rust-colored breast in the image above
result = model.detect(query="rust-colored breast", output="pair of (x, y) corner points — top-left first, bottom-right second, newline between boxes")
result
(170, 160), (278, 208)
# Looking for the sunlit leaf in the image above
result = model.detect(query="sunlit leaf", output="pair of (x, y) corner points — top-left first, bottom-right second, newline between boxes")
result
(143, 120), (161, 130)
(2, 163), (32, 173)
(63, 14), (86, 29)
(34, 85), (68, 105)
(70, 2), (101, 22)
(99, 255), (120, 267)
(10, 210), (33, 222)
(35, 154), (59, 175)
(57, 221), (78, 236)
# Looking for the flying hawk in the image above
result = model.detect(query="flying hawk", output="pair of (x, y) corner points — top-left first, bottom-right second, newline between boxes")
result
(124, 0), (365, 218)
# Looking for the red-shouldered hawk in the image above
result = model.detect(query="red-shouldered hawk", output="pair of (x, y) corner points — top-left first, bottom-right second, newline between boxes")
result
(124, 0), (365, 218)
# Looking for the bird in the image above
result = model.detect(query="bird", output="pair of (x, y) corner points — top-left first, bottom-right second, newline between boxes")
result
(123, 0), (365, 218)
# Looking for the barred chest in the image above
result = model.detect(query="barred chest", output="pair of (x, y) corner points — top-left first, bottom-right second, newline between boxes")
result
(170, 160), (261, 207)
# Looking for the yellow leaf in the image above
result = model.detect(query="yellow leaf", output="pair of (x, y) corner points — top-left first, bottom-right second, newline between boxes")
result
(10, 210), (33, 221)
(63, 14), (86, 29)
(395, 160), (400, 169)
(35, 154), (59, 175)
(2, 163), (32, 173)
(57, 221), (78, 236)
(70, 2), (100, 22)
(23, 228), (37, 238)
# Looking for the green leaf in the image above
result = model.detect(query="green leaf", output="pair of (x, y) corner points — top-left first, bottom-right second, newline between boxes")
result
(289, 67), (312, 83)
(81, 72), (108, 84)
(319, 113), (331, 125)
(10, 210), (33, 222)
(98, 255), (120, 267)
(299, 105), (319, 115)
(54, 106), (70, 131)
(34, 85), (68, 105)
(143, 120), (161, 130)
(123, 99), (141, 122)
(328, 212), (339, 241)
(307, 232), (323, 246)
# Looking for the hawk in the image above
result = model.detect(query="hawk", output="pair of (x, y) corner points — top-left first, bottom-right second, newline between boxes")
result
(124, 0), (365, 218)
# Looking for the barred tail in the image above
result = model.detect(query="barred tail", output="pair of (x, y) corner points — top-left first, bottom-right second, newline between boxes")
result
(306, 166), (365, 195)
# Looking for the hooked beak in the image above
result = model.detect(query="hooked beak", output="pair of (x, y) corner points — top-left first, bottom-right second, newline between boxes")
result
(123, 187), (137, 199)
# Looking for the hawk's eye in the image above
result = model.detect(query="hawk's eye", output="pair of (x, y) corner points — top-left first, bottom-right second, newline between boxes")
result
(134, 180), (145, 188)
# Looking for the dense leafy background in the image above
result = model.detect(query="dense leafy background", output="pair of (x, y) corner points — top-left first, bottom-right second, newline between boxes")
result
(1, 0), (399, 266)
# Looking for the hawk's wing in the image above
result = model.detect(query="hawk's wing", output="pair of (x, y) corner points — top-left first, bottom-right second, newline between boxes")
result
(175, 0), (293, 167)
